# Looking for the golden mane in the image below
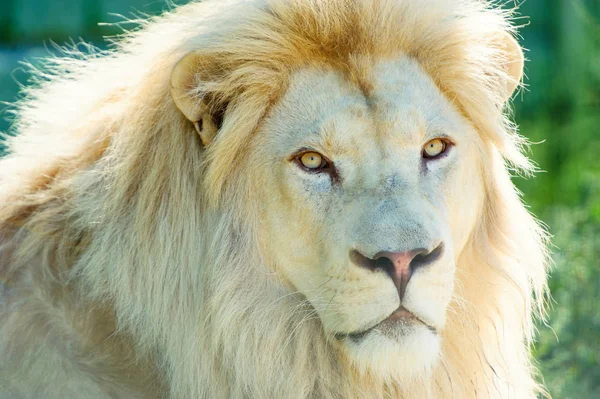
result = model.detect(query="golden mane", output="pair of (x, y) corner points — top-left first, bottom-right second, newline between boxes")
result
(0, 0), (549, 398)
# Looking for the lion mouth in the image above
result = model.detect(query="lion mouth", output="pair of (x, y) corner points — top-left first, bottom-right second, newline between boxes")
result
(335, 306), (436, 342)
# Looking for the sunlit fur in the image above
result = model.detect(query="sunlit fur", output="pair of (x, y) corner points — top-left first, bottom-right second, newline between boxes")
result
(0, 0), (549, 398)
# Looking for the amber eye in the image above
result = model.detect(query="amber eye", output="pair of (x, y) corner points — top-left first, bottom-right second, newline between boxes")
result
(299, 152), (326, 170)
(423, 138), (448, 159)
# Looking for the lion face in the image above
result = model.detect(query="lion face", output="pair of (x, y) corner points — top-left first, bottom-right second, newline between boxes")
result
(250, 56), (486, 378)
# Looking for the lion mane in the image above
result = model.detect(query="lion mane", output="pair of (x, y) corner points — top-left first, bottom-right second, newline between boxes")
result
(0, 0), (549, 398)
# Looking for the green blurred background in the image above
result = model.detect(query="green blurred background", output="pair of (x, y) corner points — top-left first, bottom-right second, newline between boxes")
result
(0, 1), (598, 397)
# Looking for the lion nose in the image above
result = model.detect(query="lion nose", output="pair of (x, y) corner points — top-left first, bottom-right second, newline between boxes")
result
(350, 243), (444, 300)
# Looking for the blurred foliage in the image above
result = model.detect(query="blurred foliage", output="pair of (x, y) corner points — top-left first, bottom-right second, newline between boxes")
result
(509, 1), (600, 398)
(0, 1), (598, 398)
(533, 207), (600, 398)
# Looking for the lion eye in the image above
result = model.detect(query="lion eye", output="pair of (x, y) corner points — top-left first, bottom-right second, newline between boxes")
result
(422, 138), (448, 159)
(299, 152), (326, 169)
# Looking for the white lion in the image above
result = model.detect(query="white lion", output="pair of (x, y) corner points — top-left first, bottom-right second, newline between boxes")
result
(0, 0), (549, 398)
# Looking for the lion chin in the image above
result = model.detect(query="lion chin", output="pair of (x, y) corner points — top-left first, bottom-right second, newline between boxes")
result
(337, 308), (441, 379)
(0, 0), (550, 398)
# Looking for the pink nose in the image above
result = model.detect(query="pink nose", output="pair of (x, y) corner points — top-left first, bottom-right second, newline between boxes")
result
(350, 243), (444, 300)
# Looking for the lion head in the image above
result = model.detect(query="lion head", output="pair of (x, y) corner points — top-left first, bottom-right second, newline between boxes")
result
(250, 58), (481, 376)
(0, 0), (549, 398)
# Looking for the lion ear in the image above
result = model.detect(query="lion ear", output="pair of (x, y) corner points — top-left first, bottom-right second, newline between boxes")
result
(170, 52), (224, 146)
(496, 32), (524, 102)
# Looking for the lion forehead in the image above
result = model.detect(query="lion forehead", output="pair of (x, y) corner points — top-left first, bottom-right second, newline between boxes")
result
(260, 56), (472, 164)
